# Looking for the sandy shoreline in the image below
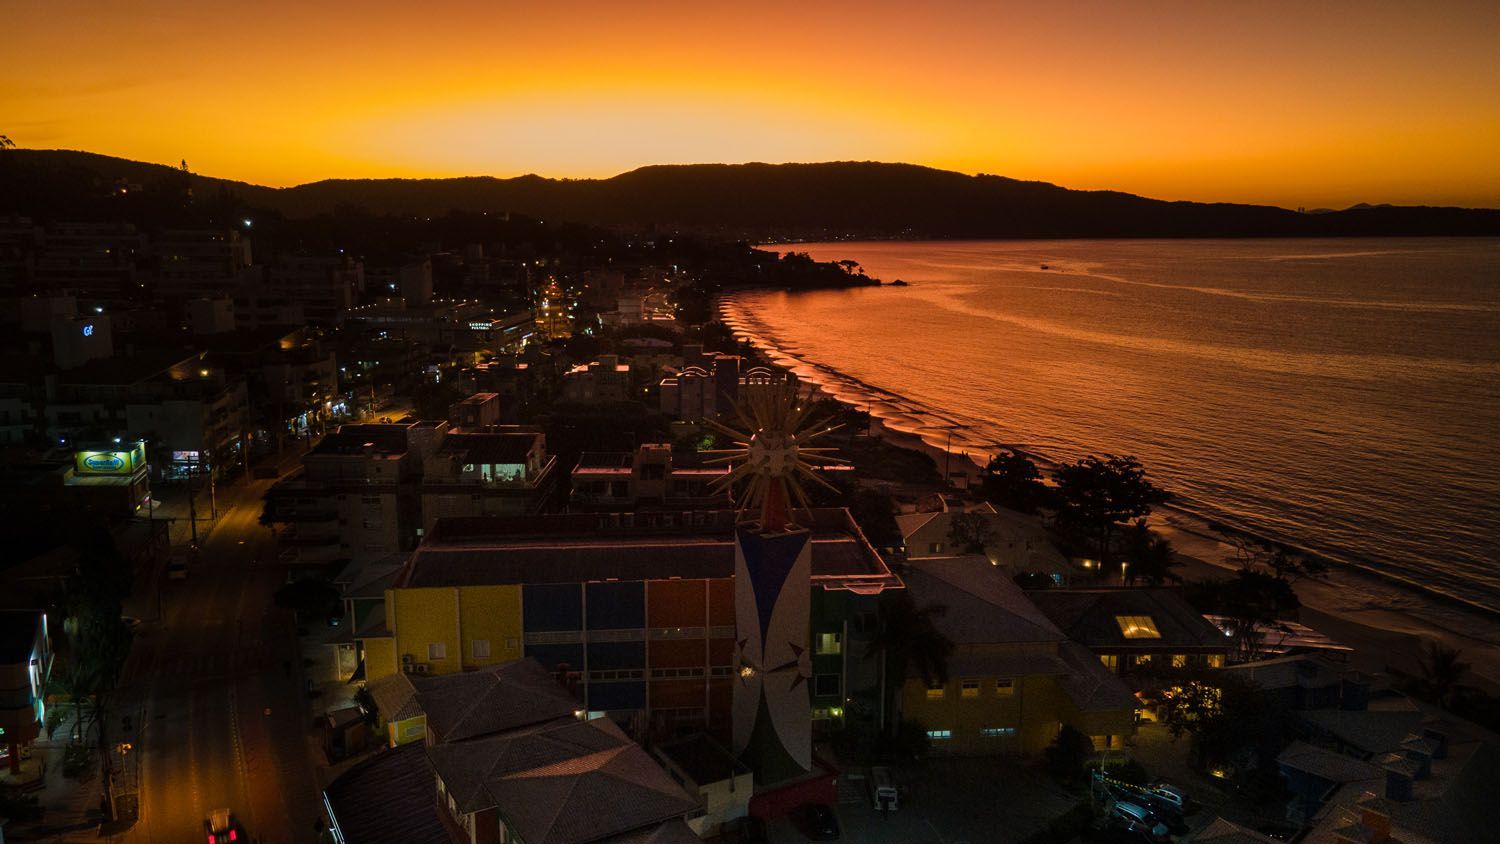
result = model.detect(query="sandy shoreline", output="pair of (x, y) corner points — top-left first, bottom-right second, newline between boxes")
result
(722, 296), (1500, 694)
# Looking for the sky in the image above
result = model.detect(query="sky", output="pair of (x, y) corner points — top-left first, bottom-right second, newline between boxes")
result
(5, 0), (1499, 208)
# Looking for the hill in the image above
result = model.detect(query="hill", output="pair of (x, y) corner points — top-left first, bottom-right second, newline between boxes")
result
(3, 150), (1498, 239)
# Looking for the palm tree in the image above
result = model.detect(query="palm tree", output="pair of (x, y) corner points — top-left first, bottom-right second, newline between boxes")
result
(1394, 641), (1470, 710)
(1124, 521), (1180, 585)
(0, 134), (15, 149)
(865, 591), (954, 732)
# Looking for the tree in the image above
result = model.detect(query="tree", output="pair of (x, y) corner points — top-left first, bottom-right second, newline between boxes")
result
(1044, 725), (1094, 784)
(865, 591), (954, 732)
(1123, 521), (1180, 585)
(1055, 455), (1170, 567)
(0, 135), (15, 150)
(946, 512), (995, 555)
(1183, 569), (1298, 662)
(980, 449), (1049, 514)
(1393, 641), (1471, 710)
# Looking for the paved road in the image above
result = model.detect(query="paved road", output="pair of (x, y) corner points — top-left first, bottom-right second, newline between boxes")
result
(117, 464), (321, 844)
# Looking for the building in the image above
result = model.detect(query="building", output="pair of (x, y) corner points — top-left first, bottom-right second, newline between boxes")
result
(897, 558), (1137, 755)
(266, 254), (363, 325)
(0, 610), (52, 775)
(653, 734), (753, 837)
(1027, 588), (1230, 677)
(31, 222), (143, 298)
(357, 509), (899, 744)
(152, 228), (253, 301)
(897, 498), (1071, 579)
(561, 355), (632, 403)
(264, 421), (446, 564)
(570, 444), (728, 510)
(420, 428), (557, 528)
(326, 659), (702, 844)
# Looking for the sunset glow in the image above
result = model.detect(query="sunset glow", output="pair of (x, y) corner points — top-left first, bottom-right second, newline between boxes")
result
(6, 0), (1499, 207)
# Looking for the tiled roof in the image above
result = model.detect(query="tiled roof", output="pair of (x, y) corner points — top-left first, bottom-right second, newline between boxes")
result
(324, 743), (449, 844)
(902, 558), (1066, 644)
(366, 672), (421, 722)
(1278, 740), (1382, 783)
(1027, 588), (1228, 650)
(1194, 818), (1281, 843)
(592, 819), (703, 844)
(413, 659), (580, 743)
(1299, 703), (1423, 756)
(1056, 641), (1138, 713)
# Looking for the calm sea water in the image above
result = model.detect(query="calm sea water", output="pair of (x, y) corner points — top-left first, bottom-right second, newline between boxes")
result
(724, 239), (1500, 613)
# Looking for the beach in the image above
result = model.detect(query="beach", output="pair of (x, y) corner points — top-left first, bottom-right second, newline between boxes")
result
(724, 299), (1500, 697)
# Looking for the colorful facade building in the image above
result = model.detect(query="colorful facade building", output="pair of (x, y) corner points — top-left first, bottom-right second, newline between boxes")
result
(358, 509), (899, 744)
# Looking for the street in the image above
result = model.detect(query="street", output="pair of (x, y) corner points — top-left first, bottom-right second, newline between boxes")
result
(115, 461), (322, 844)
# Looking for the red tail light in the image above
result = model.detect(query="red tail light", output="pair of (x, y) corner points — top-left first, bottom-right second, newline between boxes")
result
(230, 832), (238, 842)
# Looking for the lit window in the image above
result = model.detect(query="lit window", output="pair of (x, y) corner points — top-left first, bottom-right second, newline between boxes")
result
(1100, 654), (1119, 671)
(472, 639), (490, 659)
(816, 632), (842, 656)
(1171, 654), (1187, 668)
(1206, 654), (1225, 668)
(980, 727), (1016, 737)
(926, 729), (952, 740)
(427, 642), (446, 660)
(995, 678), (1015, 696)
(960, 678), (980, 698)
(926, 686), (945, 700)
(1116, 615), (1162, 639)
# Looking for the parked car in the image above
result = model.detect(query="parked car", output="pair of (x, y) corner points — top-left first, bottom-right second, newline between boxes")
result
(1148, 781), (1192, 814)
(1109, 800), (1170, 843)
(796, 804), (840, 841)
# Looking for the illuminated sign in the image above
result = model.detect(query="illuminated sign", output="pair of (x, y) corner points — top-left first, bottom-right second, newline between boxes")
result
(171, 450), (201, 463)
(74, 443), (145, 476)
(468, 321), (495, 331)
(82, 324), (94, 337)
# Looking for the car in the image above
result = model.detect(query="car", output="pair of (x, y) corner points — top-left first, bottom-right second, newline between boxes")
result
(204, 808), (244, 843)
(795, 804), (839, 841)
(1148, 781), (1192, 814)
(1109, 800), (1170, 843)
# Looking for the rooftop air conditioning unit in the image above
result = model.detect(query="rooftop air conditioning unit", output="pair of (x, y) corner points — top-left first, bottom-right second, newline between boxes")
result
(412, 663), (431, 675)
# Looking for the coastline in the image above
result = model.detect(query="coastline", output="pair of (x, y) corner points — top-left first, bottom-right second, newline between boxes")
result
(719, 293), (1500, 691)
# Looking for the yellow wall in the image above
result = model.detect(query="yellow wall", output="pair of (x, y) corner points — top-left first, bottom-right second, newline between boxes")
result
(388, 714), (428, 746)
(900, 641), (1127, 756)
(384, 584), (525, 678)
(457, 585), (524, 667)
(363, 636), (398, 683)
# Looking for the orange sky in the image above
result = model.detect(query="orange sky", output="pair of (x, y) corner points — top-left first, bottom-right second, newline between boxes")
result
(5, 0), (1499, 208)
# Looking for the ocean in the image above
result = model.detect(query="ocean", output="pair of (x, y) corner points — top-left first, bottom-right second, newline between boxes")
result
(722, 238), (1500, 615)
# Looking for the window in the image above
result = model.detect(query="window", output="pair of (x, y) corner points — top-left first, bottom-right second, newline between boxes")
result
(427, 642), (446, 660)
(1099, 654), (1119, 671)
(815, 632), (842, 656)
(926, 729), (952, 740)
(813, 674), (841, 697)
(960, 678), (980, 698)
(995, 678), (1015, 696)
(1116, 615), (1162, 639)
(926, 686), (945, 700)
(980, 727), (1017, 737)
(1171, 654), (1187, 668)
(928, 542), (944, 554)
(505, 638), (519, 651)
(1205, 654), (1225, 668)
(472, 639), (490, 659)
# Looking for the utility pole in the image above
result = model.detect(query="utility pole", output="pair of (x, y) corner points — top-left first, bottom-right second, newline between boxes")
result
(187, 468), (198, 545)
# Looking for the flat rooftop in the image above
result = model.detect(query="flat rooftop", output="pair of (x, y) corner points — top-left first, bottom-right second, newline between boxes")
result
(401, 509), (900, 594)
